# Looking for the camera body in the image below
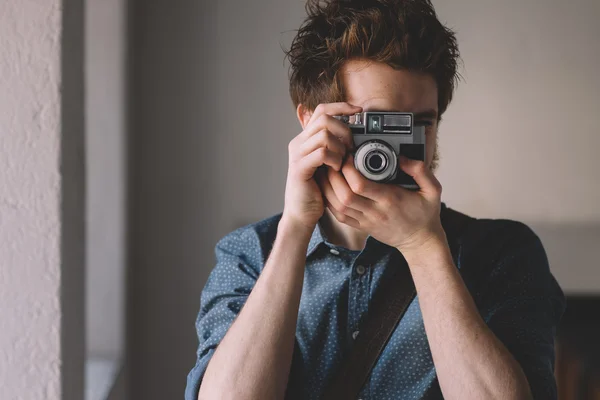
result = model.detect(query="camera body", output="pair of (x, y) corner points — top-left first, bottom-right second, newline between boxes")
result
(335, 112), (426, 190)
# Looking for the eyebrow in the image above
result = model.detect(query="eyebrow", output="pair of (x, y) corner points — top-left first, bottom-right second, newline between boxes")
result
(413, 109), (438, 120)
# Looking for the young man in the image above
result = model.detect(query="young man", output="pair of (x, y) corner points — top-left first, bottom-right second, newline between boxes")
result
(186, 1), (565, 399)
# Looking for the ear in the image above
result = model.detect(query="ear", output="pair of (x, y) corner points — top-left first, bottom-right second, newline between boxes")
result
(296, 103), (313, 130)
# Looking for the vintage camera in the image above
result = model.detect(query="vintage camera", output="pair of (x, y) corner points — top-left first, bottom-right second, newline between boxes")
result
(335, 112), (426, 190)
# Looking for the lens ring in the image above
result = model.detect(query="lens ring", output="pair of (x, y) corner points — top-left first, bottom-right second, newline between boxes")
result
(365, 150), (387, 173)
(354, 141), (397, 182)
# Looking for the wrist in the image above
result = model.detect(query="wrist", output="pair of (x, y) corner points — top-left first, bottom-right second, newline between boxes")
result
(399, 229), (453, 269)
(279, 213), (316, 240)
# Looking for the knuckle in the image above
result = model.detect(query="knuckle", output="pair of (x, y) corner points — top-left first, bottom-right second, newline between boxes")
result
(370, 210), (384, 222)
(316, 147), (328, 158)
(351, 181), (366, 195)
(379, 196), (392, 209)
(339, 191), (354, 207)
(316, 114), (329, 128)
(317, 129), (330, 143)
(314, 103), (325, 115)
(322, 129), (334, 140)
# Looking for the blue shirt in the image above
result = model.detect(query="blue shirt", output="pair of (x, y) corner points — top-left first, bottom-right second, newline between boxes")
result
(185, 203), (565, 399)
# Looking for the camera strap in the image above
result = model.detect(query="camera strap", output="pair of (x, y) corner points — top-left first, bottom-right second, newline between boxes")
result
(322, 206), (475, 400)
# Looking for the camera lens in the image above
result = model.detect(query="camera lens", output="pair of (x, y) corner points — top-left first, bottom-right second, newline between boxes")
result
(365, 150), (387, 173)
(354, 140), (397, 182)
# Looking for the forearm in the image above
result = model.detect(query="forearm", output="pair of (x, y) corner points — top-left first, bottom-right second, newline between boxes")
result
(403, 238), (532, 400)
(198, 217), (312, 400)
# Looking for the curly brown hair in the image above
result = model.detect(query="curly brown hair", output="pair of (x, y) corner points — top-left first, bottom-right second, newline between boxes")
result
(285, 0), (461, 119)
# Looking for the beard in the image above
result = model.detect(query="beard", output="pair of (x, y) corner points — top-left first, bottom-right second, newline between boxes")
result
(429, 137), (440, 173)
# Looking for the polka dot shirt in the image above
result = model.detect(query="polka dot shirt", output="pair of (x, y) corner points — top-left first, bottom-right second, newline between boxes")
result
(185, 204), (565, 400)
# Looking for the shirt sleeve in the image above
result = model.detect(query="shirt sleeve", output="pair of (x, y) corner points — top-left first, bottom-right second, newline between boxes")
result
(478, 222), (566, 400)
(184, 229), (261, 400)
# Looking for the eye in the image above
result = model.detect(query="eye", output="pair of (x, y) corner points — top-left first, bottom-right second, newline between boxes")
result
(416, 120), (433, 126)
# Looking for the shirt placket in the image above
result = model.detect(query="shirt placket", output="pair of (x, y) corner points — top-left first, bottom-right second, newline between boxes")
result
(348, 254), (372, 400)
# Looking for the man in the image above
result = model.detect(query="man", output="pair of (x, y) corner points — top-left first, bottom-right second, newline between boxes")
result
(185, 0), (565, 399)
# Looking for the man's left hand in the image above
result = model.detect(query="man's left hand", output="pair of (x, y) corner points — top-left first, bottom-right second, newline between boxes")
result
(317, 154), (446, 255)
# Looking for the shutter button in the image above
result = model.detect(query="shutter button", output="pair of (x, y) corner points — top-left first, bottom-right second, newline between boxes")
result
(356, 265), (366, 275)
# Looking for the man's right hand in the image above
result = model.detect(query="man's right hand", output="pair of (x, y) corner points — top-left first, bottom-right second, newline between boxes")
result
(282, 102), (362, 231)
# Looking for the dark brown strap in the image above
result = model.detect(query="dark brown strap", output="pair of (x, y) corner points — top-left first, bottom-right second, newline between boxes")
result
(323, 205), (474, 400)
(322, 258), (416, 400)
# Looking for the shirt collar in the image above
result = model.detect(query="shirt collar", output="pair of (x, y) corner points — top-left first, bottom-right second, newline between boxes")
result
(306, 221), (325, 257)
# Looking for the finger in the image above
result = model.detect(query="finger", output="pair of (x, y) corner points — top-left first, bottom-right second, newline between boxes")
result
(316, 171), (364, 220)
(299, 114), (355, 150)
(324, 201), (361, 229)
(307, 102), (362, 126)
(327, 166), (376, 213)
(398, 156), (442, 200)
(297, 129), (347, 159)
(295, 148), (343, 181)
(341, 154), (386, 202)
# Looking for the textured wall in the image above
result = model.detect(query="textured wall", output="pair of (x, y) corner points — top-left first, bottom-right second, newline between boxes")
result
(0, 1), (62, 399)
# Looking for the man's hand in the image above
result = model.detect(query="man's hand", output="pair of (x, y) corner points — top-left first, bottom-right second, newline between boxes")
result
(283, 102), (361, 230)
(317, 153), (445, 255)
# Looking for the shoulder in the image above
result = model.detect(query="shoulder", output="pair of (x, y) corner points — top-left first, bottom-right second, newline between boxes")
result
(443, 206), (543, 260)
(215, 212), (284, 266)
(444, 206), (552, 284)
(449, 207), (565, 309)
(470, 217), (541, 252)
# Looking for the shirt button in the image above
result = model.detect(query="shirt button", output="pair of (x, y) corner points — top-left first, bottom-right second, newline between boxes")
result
(352, 330), (360, 340)
(356, 265), (366, 275)
(329, 248), (340, 256)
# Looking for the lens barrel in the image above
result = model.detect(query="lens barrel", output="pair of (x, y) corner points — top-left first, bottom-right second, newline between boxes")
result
(354, 140), (397, 182)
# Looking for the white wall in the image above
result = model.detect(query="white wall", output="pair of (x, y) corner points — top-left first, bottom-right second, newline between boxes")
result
(0, 0), (85, 399)
(0, 2), (62, 398)
(130, 0), (600, 398)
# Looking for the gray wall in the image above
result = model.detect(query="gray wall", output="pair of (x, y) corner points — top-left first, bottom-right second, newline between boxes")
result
(62, 0), (87, 397)
(86, 0), (128, 361)
(433, 0), (600, 223)
(129, 1), (220, 399)
(129, 0), (600, 398)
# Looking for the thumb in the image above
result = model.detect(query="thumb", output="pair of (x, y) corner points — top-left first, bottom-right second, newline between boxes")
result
(398, 156), (441, 199)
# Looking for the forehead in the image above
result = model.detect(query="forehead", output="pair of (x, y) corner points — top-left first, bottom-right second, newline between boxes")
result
(339, 59), (438, 113)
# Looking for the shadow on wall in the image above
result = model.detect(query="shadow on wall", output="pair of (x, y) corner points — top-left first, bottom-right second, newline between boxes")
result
(128, 0), (221, 399)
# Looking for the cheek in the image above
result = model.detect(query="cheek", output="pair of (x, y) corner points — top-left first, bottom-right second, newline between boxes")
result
(425, 130), (438, 166)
